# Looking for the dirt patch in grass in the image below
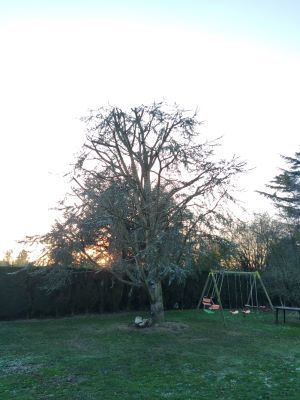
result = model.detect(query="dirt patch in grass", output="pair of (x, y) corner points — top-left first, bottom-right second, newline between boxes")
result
(153, 321), (189, 332)
(88, 321), (189, 335)
(122, 321), (190, 333)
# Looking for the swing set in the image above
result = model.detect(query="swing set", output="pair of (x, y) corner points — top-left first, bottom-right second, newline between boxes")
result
(197, 270), (274, 325)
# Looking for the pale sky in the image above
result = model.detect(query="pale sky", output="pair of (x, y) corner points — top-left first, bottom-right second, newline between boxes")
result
(1, 1), (300, 259)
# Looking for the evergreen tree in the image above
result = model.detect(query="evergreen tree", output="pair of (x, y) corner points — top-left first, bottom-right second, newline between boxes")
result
(259, 150), (300, 305)
(259, 151), (300, 222)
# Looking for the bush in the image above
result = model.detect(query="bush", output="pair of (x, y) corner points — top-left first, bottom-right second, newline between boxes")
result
(263, 235), (300, 306)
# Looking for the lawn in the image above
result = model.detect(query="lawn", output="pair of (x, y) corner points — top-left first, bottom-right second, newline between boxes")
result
(0, 310), (299, 399)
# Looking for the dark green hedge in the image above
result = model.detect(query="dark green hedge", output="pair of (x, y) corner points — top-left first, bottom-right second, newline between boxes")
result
(0, 267), (208, 319)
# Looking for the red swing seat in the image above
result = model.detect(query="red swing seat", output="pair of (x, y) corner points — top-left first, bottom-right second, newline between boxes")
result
(202, 297), (213, 306)
(202, 297), (220, 310)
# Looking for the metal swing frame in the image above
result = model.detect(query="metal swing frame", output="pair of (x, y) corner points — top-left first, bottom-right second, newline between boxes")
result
(197, 270), (274, 326)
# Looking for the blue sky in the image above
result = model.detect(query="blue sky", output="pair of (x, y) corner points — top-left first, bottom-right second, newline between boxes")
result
(0, 1), (300, 258)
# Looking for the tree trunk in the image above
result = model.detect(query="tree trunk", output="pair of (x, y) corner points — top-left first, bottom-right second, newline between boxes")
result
(148, 280), (165, 324)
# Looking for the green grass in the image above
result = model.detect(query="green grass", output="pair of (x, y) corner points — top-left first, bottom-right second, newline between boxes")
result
(0, 310), (299, 399)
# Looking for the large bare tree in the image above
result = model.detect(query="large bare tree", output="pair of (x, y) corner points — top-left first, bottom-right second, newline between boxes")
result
(62, 102), (244, 322)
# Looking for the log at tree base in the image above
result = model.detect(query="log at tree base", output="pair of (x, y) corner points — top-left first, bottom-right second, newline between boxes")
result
(133, 316), (153, 328)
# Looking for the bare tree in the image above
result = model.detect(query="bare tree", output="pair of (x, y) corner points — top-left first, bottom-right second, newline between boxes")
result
(228, 213), (281, 270)
(14, 249), (30, 266)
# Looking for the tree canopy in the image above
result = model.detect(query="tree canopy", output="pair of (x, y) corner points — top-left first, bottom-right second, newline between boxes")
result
(32, 102), (245, 322)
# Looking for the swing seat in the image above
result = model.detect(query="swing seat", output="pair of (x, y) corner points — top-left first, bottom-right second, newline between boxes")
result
(242, 309), (251, 315)
(203, 309), (215, 314)
(230, 310), (239, 315)
(202, 297), (213, 306)
(209, 304), (220, 310)
(202, 297), (220, 311)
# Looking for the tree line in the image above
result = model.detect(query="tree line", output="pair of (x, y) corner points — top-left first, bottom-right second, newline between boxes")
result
(0, 249), (30, 267)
